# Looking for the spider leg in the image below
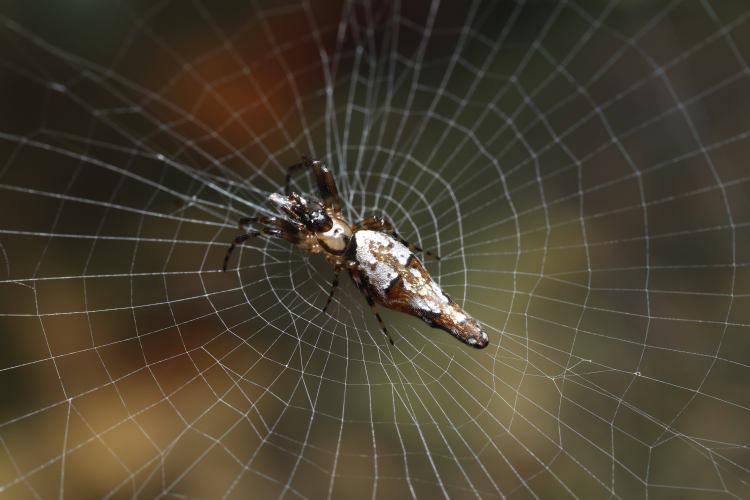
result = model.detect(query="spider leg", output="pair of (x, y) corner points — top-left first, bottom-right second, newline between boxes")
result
(222, 224), (308, 271)
(346, 261), (394, 345)
(238, 216), (275, 229)
(352, 216), (440, 260)
(223, 231), (260, 271)
(321, 266), (342, 314)
(239, 216), (304, 234)
(284, 157), (342, 212)
(363, 290), (394, 346)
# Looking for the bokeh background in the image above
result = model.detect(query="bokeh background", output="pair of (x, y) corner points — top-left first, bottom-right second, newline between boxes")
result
(1, 0), (749, 498)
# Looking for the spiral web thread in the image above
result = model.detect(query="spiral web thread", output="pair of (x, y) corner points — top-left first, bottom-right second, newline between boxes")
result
(0, 0), (749, 498)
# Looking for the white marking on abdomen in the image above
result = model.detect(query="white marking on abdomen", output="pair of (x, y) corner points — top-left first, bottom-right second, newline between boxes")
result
(355, 230), (410, 296)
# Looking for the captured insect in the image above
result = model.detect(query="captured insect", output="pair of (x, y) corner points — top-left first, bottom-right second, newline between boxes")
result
(222, 157), (489, 348)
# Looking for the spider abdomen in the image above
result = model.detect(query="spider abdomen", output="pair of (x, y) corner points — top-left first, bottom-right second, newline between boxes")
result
(353, 230), (488, 348)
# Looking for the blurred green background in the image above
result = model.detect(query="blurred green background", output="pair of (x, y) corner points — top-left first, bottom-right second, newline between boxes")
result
(0, 0), (749, 498)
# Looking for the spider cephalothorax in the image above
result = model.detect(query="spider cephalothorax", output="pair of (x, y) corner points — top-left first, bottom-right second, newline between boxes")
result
(266, 192), (353, 254)
(223, 157), (488, 349)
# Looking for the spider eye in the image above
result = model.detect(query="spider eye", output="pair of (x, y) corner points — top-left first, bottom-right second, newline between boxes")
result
(309, 211), (333, 231)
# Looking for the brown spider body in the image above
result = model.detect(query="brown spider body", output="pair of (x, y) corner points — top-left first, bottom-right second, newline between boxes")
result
(351, 230), (488, 347)
(223, 158), (488, 349)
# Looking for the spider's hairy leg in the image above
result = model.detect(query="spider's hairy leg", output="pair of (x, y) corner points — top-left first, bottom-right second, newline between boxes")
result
(239, 216), (304, 235)
(223, 231), (260, 271)
(322, 266), (342, 314)
(353, 216), (440, 260)
(347, 261), (394, 345)
(284, 157), (342, 212)
(363, 289), (394, 345)
(238, 216), (278, 229)
(222, 221), (307, 271)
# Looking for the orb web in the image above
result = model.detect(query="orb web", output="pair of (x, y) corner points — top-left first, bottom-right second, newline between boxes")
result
(0, 0), (749, 497)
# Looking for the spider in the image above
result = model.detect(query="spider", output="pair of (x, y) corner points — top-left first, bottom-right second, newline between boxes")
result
(222, 157), (488, 348)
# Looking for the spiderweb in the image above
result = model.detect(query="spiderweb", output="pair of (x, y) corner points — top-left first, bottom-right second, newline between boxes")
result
(1, 0), (749, 497)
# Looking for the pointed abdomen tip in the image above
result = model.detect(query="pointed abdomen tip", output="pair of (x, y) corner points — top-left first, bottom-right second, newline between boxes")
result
(465, 329), (489, 349)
